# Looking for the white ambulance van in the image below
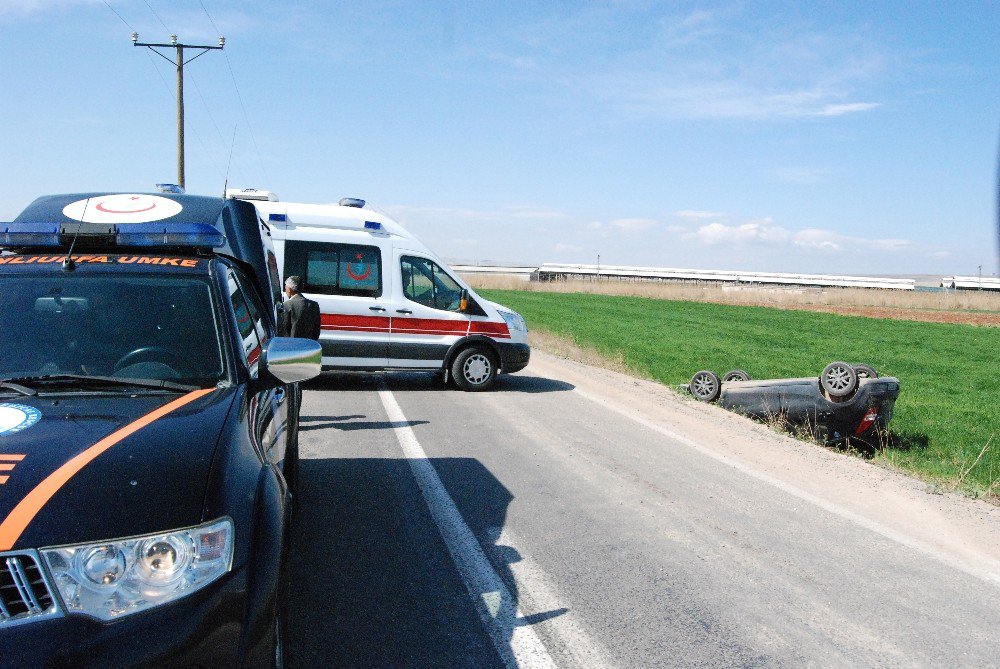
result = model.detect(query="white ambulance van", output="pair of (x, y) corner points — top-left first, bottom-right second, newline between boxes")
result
(227, 189), (529, 391)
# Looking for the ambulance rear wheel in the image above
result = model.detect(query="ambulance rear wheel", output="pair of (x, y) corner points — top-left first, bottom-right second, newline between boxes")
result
(452, 347), (498, 391)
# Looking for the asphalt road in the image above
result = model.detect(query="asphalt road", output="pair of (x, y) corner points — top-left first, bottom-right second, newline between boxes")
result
(286, 355), (1000, 668)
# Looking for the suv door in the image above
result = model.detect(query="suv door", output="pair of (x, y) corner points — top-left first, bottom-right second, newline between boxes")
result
(282, 239), (389, 368)
(227, 269), (290, 478)
(390, 253), (470, 368)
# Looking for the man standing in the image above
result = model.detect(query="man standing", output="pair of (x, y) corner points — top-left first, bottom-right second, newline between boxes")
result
(282, 275), (321, 340)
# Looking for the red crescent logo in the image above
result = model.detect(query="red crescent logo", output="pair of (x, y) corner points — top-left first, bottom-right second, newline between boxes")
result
(346, 260), (372, 281)
(95, 201), (157, 214)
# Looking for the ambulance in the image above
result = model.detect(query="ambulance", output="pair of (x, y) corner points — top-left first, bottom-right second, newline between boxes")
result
(228, 189), (530, 391)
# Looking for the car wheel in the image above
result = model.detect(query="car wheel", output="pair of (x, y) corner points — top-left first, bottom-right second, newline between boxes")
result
(690, 370), (721, 402)
(821, 361), (858, 398)
(723, 369), (751, 382)
(853, 363), (878, 379)
(452, 347), (499, 391)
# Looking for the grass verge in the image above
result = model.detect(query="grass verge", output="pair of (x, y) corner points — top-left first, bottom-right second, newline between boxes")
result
(484, 289), (1000, 498)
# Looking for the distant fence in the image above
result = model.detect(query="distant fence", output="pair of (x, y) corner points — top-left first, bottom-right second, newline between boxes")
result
(941, 276), (1000, 291)
(454, 262), (916, 290)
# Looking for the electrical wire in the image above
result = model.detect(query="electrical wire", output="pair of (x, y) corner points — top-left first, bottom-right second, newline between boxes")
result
(197, 0), (270, 185)
(102, 1), (135, 31)
(141, 0), (171, 32)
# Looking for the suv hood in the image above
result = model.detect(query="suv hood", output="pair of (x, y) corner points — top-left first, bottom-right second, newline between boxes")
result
(0, 388), (233, 551)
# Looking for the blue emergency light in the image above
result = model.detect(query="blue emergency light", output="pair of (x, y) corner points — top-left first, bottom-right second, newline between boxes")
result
(115, 223), (226, 248)
(268, 213), (287, 223)
(364, 221), (382, 230)
(0, 222), (225, 249)
(2, 223), (61, 247)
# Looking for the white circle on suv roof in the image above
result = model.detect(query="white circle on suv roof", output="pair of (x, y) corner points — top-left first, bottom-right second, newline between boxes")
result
(63, 194), (183, 223)
(0, 404), (41, 436)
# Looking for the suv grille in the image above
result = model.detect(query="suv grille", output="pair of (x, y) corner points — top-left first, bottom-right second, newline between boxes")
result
(0, 552), (60, 627)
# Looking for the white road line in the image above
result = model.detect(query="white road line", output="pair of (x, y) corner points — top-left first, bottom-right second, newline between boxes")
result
(377, 383), (559, 669)
(494, 526), (617, 669)
(571, 386), (1000, 588)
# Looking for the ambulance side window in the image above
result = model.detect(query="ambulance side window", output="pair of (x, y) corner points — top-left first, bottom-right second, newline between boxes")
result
(283, 240), (382, 298)
(401, 256), (463, 312)
(228, 274), (262, 377)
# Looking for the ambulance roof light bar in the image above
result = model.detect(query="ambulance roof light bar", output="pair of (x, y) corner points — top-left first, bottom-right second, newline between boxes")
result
(226, 188), (278, 202)
(1, 222), (225, 249)
(339, 198), (365, 208)
(156, 183), (185, 194)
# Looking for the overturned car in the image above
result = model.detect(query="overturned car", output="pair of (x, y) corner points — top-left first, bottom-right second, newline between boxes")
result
(688, 362), (900, 445)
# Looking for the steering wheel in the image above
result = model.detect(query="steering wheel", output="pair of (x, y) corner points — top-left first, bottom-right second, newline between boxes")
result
(113, 346), (187, 375)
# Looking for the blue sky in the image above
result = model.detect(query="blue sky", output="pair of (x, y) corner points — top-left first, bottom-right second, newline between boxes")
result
(1, 1), (998, 275)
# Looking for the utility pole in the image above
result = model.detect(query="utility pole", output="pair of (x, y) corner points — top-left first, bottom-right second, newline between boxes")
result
(132, 33), (225, 190)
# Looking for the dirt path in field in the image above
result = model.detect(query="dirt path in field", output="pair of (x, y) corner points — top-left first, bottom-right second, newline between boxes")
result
(791, 304), (1000, 326)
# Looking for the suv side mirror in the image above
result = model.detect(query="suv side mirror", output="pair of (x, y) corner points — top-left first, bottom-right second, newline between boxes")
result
(459, 289), (469, 312)
(262, 337), (321, 385)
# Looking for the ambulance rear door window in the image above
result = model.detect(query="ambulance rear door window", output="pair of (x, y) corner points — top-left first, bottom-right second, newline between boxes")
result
(284, 240), (382, 298)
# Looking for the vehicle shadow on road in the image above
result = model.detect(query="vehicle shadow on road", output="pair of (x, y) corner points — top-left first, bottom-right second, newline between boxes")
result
(302, 371), (575, 394)
(298, 415), (430, 432)
(286, 457), (558, 668)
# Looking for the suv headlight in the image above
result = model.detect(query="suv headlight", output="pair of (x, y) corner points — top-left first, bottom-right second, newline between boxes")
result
(498, 309), (527, 334)
(41, 518), (233, 621)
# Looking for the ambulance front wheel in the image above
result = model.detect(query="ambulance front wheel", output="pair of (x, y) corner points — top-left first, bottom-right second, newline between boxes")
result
(452, 346), (499, 391)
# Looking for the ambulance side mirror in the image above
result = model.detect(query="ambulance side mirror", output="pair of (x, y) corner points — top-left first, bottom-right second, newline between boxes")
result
(459, 289), (469, 313)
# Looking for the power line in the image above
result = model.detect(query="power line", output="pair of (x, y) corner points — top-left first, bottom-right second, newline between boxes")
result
(197, 0), (270, 186)
(102, 1), (135, 30)
(141, 0), (170, 32)
(221, 50), (270, 186)
(198, 0), (222, 36)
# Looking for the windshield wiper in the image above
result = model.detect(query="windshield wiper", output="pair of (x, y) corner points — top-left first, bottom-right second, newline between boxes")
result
(1, 374), (198, 393)
(0, 381), (38, 397)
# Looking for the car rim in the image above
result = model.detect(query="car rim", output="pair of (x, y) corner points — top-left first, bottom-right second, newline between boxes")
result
(463, 354), (492, 385)
(693, 374), (716, 399)
(825, 366), (852, 392)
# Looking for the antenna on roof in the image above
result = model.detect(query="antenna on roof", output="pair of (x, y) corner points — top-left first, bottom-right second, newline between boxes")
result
(62, 198), (90, 272)
(222, 124), (237, 198)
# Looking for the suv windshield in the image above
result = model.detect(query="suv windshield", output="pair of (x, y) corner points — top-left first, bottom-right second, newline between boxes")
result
(0, 274), (226, 388)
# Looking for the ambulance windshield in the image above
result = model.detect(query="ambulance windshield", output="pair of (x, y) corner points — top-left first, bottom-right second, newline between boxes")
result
(0, 275), (226, 388)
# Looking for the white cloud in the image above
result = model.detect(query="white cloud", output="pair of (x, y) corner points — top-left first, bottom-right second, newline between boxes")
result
(667, 225), (688, 233)
(672, 210), (725, 220)
(693, 217), (911, 255)
(503, 6), (890, 121)
(611, 217), (658, 232)
(586, 221), (603, 230)
(555, 242), (583, 253)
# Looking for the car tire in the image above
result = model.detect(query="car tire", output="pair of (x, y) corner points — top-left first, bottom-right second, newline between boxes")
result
(852, 363), (878, 379)
(452, 347), (499, 391)
(690, 370), (722, 402)
(821, 361), (858, 398)
(723, 369), (751, 382)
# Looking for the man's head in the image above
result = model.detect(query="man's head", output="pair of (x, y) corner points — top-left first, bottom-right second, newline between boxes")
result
(284, 275), (303, 298)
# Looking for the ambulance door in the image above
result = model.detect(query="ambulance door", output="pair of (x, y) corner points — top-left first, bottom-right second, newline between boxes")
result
(282, 238), (389, 368)
(389, 253), (470, 368)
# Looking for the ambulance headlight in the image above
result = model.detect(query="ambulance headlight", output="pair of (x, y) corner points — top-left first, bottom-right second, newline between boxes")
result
(498, 309), (527, 334)
(41, 518), (233, 621)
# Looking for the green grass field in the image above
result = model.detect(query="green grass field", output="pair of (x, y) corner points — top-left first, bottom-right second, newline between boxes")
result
(481, 289), (1000, 495)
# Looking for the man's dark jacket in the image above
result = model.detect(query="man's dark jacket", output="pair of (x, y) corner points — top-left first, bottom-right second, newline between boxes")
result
(282, 293), (322, 340)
